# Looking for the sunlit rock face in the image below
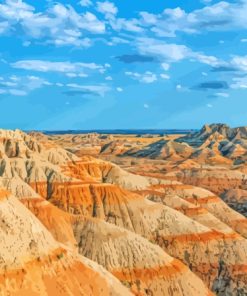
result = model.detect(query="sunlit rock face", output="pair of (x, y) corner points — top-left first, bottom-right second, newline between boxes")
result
(1, 127), (247, 295)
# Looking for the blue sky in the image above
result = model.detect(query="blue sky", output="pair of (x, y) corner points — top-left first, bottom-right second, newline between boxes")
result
(0, 0), (247, 130)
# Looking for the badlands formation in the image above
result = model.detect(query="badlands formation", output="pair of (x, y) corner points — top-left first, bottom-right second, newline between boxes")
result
(1, 124), (247, 295)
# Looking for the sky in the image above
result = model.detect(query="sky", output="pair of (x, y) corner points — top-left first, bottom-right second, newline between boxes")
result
(0, 0), (247, 130)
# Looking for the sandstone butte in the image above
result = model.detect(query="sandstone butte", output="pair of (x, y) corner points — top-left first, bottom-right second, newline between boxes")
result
(1, 126), (247, 295)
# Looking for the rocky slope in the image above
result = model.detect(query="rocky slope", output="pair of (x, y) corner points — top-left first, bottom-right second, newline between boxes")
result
(2, 128), (247, 295)
(0, 189), (133, 296)
(123, 139), (193, 160)
(221, 189), (247, 217)
(0, 129), (218, 296)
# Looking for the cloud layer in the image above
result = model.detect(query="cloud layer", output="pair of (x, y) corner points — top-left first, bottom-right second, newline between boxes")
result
(0, 0), (247, 129)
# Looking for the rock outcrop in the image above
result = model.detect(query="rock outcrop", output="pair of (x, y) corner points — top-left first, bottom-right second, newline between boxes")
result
(0, 189), (133, 296)
(1, 128), (247, 295)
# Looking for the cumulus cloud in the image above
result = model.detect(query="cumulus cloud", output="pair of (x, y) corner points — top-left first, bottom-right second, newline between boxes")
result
(97, 1), (118, 18)
(136, 37), (221, 66)
(0, 75), (52, 96)
(139, 12), (157, 25)
(192, 53), (220, 67)
(210, 55), (247, 75)
(110, 17), (143, 33)
(137, 37), (190, 61)
(96, 1), (143, 33)
(231, 55), (247, 71)
(1, 0), (246, 104)
(79, 0), (92, 7)
(0, 0), (105, 46)
(125, 71), (157, 84)
(141, 1), (247, 37)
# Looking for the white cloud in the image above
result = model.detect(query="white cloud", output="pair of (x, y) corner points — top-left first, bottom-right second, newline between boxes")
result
(11, 60), (106, 77)
(176, 84), (182, 89)
(0, 21), (9, 34)
(66, 73), (77, 78)
(164, 7), (185, 19)
(10, 75), (19, 81)
(201, 0), (212, 4)
(0, 0), (34, 20)
(105, 76), (113, 80)
(215, 92), (229, 98)
(136, 37), (221, 67)
(97, 1), (118, 18)
(97, 1), (143, 33)
(160, 73), (170, 80)
(125, 71), (157, 84)
(137, 37), (190, 61)
(116, 87), (123, 92)
(191, 53), (220, 67)
(142, 72), (157, 84)
(230, 76), (247, 89)
(110, 17), (143, 33)
(231, 55), (247, 71)
(140, 1), (247, 38)
(107, 36), (130, 46)
(22, 40), (31, 47)
(66, 72), (88, 78)
(0, 1), (105, 46)
(9, 89), (27, 96)
(67, 83), (110, 96)
(0, 74), (53, 97)
(139, 12), (157, 24)
(26, 76), (52, 90)
(161, 63), (170, 71)
(0, 81), (17, 87)
(79, 0), (92, 7)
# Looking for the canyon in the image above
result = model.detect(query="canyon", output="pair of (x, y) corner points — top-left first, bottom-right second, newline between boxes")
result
(1, 124), (247, 295)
